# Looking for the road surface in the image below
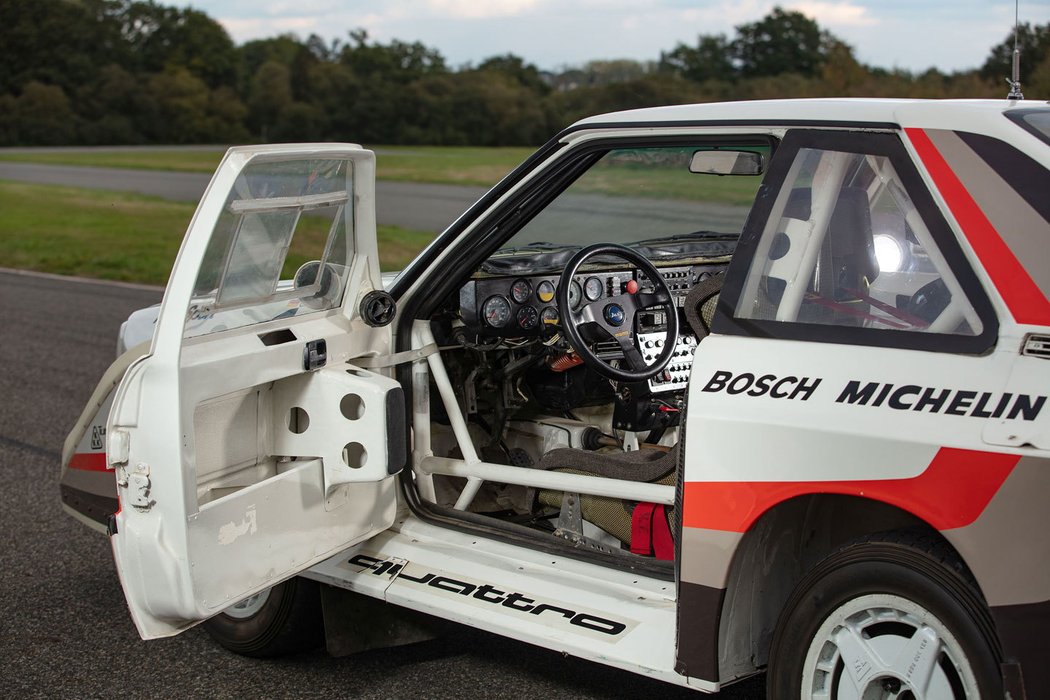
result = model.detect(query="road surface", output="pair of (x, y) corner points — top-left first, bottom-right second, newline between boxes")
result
(0, 268), (764, 698)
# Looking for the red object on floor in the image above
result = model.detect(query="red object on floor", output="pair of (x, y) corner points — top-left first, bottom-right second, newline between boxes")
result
(631, 503), (674, 560)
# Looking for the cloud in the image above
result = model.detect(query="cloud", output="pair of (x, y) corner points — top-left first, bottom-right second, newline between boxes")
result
(219, 16), (320, 41)
(183, 0), (1048, 73)
(259, 0), (342, 17)
(788, 1), (878, 27)
(424, 0), (543, 19)
(681, 0), (877, 28)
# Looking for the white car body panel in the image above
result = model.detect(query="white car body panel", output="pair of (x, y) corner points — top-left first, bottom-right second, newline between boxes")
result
(307, 516), (710, 691)
(62, 99), (1050, 695)
(105, 144), (404, 638)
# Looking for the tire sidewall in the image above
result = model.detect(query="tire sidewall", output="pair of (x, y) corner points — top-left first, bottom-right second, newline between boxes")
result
(768, 541), (1002, 699)
(202, 577), (322, 657)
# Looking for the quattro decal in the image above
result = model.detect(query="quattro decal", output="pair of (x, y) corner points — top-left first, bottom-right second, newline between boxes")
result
(702, 370), (1045, 421)
(344, 553), (637, 641)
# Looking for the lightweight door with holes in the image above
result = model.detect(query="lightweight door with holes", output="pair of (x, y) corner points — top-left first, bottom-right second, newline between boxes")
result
(106, 145), (403, 639)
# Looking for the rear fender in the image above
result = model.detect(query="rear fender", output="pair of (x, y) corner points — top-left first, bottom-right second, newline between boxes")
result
(60, 341), (150, 532)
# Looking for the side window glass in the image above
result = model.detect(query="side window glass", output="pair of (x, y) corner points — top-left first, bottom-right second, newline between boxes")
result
(185, 158), (355, 338)
(735, 147), (983, 336)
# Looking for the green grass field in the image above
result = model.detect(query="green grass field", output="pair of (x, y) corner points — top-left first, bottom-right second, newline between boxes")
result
(0, 181), (432, 284)
(0, 146), (533, 187)
(0, 145), (762, 285)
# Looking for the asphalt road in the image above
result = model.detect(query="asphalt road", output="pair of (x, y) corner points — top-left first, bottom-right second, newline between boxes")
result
(0, 268), (765, 698)
(0, 160), (753, 243)
(0, 161), (488, 234)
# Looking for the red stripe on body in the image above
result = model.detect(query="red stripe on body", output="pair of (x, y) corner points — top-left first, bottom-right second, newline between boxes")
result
(682, 447), (1018, 533)
(69, 452), (110, 471)
(906, 127), (1050, 326)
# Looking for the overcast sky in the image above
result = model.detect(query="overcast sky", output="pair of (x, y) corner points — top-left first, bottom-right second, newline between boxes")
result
(171, 1), (1049, 74)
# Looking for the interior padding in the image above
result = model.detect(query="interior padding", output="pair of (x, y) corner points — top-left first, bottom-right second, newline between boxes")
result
(535, 444), (679, 482)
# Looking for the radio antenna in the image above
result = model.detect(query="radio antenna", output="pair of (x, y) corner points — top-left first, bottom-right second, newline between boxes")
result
(1006, 0), (1024, 100)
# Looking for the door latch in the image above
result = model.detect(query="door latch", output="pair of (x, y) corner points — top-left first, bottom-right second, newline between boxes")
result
(117, 463), (153, 511)
(304, 339), (327, 371)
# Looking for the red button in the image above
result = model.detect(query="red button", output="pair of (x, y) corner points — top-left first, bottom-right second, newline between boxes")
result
(626, 279), (639, 294)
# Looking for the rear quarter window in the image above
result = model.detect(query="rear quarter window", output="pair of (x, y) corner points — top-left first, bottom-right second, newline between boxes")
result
(1007, 108), (1050, 147)
(715, 129), (999, 354)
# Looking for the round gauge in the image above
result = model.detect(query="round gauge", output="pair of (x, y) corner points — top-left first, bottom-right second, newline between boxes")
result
(516, 305), (539, 330)
(482, 295), (512, 328)
(541, 306), (559, 326)
(568, 280), (583, 310)
(536, 280), (556, 303)
(584, 276), (604, 302)
(510, 278), (532, 304)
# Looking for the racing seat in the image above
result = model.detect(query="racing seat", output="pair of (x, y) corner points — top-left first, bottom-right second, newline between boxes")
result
(534, 273), (725, 557)
(827, 186), (878, 299)
(762, 187), (878, 326)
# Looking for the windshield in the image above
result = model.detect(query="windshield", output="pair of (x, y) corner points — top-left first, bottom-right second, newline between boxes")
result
(487, 144), (767, 273)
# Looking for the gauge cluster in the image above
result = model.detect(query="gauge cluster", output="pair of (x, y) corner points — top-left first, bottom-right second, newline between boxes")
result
(460, 270), (641, 337)
(459, 264), (725, 338)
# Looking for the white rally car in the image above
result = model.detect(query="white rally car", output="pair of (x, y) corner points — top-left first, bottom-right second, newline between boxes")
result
(62, 99), (1049, 699)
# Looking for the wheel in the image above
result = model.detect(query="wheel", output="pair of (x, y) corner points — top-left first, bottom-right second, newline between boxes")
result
(768, 532), (1002, 699)
(202, 577), (325, 658)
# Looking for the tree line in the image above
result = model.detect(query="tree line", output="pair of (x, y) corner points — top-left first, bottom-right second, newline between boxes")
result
(1, 0), (1047, 147)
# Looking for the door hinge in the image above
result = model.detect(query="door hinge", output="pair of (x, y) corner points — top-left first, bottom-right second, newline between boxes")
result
(117, 463), (153, 511)
(108, 428), (130, 468)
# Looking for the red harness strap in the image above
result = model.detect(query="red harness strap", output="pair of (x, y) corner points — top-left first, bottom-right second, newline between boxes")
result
(630, 503), (675, 560)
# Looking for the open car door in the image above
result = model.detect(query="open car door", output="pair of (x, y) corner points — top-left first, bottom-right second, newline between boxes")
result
(107, 145), (404, 638)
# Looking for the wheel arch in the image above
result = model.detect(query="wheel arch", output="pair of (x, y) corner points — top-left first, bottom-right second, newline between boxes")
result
(713, 492), (977, 683)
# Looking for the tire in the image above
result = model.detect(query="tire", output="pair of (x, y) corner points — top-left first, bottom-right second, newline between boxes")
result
(768, 532), (1002, 699)
(202, 577), (325, 658)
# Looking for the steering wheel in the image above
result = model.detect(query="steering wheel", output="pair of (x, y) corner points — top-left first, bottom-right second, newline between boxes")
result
(556, 243), (678, 383)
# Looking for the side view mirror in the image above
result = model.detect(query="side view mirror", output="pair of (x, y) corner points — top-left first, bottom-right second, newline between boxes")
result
(689, 149), (765, 176)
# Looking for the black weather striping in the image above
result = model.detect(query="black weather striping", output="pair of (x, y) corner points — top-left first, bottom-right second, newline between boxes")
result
(955, 130), (1050, 225)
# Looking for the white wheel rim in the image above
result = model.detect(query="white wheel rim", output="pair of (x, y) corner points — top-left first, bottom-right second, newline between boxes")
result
(223, 588), (272, 620)
(801, 593), (980, 700)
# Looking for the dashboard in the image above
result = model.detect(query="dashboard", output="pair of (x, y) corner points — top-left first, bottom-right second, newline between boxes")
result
(459, 263), (723, 337)
(458, 262), (726, 394)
